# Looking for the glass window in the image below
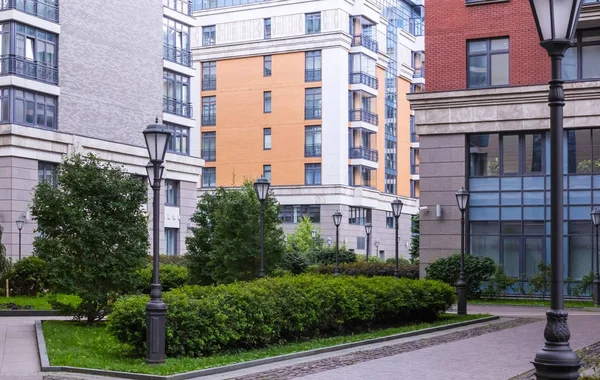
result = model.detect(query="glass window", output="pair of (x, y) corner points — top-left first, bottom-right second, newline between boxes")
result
(201, 132), (216, 161)
(263, 165), (271, 182)
(582, 45), (600, 79)
(163, 70), (191, 117)
(264, 55), (272, 77)
(567, 129), (592, 174)
(165, 228), (179, 256)
(264, 18), (271, 39)
(563, 28), (600, 80)
(386, 211), (395, 228)
(202, 61), (216, 91)
(163, 17), (191, 66)
(13, 89), (57, 129)
(202, 167), (216, 188)
(202, 25), (216, 46)
(305, 51), (322, 82)
(279, 205), (320, 223)
(165, 180), (179, 206)
(357, 236), (365, 250)
(202, 96), (216, 126)
(569, 221), (592, 279)
(525, 133), (543, 174)
(467, 37), (509, 88)
(38, 161), (57, 186)
(469, 134), (499, 176)
(349, 207), (371, 225)
(264, 91), (271, 113)
(502, 135), (519, 175)
(163, 0), (190, 15)
(264, 128), (271, 150)
(305, 88), (321, 119)
(305, 12), (321, 34)
(305, 163), (321, 185)
(305, 126), (321, 157)
(165, 123), (190, 155)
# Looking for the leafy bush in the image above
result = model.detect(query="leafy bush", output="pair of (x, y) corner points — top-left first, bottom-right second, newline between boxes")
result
(135, 264), (189, 294)
(144, 255), (188, 267)
(481, 265), (516, 298)
(280, 250), (309, 275)
(528, 261), (551, 299)
(108, 275), (454, 357)
(425, 253), (495, 299)
(386, 257), (412, 266)
(309, 246), (357, 266)
(7, 256), (48, 296)
(308, 262), (419, 279)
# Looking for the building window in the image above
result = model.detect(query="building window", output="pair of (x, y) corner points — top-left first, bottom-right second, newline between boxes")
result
(305, 126), (321, 157)
(163, 18), (191, 67)
(305, 88), (321, 119)
(38, 161), (57, 186)
(467, 37), (509, 88)
(264, 18), (271, 39)
(305, 51), (321, 82)
(165, 228), (179, 256)
(163, 70), (191, 118)
(201, 131), (216, 161)
(263, 164), (271, 181)
(202, 25), (216, 46)
(349, 207), (371, 225)
(563, 28), (600, 81)
(202, 61), (216, 90)
(357, 236), (366, 250)
(279, 205), (320, 223)
(305, 12), (321, 34)
(202, 96), (216, 126)
(568, 221), (592, 280)
(264, 91), (272, 113)
(202, 167), (216, 188)
(264, 55), (272, 77)
(13, 88), (57, 130)
(163, 0), (191, 15)
(305, 163), (321, 185)
(386, 211), (395, 228)
(469, 133), (544, 177)
(165, 180), (179, 206)
(264, 128), (271, 150)
(10, 23), (58, 85)
(165, 123), (190, 155)
(567, 129), (600, 174)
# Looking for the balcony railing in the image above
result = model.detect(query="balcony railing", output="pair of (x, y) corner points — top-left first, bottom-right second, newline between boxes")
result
(351, 34), (378, 53)
(349, 109), (378, 126)
(411, 164), (420, 175)
(163, 0), (192, 16)
(413, 67), (424, 78)
(305, 108), (322, 120)
(349, 72), (378, 89)
(349, 146), (379, 162)
(1, 0), (59, 22)
(305, 69), (321, 82)
(305, 144), (322, 157)
(202, 78), (216, 91)
(0, 55), (58, 84)
(410, 132), (419, 143)
(163, 96), (192, 118)
(201, 150), (216, 161)
(163, 44), (192, 67)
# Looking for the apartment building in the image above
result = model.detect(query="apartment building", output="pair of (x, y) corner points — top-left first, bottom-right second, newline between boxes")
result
(409, 0), (600, 276)
(191, 0), (424, 259)
(0, 0), (203, 260)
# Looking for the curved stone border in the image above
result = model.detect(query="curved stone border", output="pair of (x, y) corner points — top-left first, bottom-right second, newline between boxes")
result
(0, 310), (58, 316)
(36, 316), (499, 380)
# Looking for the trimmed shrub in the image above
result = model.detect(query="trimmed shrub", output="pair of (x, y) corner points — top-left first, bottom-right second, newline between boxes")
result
(308, 262), (419, 279)
(280, 250), (309, 274)
(108, 275), (454, 357)
(135, 264), (189, 294)
(7, 256), (47, 296)
(425, 253), (495, 299)
(309, 246), (357, 265)
(144, 255), (188, 267)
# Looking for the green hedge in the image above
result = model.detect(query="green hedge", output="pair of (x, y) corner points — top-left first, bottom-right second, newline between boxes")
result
(308, 262), (419, 279)
(135, 264), (189, 294)
(7, 256), (47, 296)
(425, 253), (495, 299)
(108, 275), (454, 357)
(144, 255), (188, 266)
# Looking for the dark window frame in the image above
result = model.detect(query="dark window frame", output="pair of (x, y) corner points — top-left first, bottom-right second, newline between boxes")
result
(165, 123), (190, 155)
(349, 206), (372, 225)
(563, 27), (600, 81)
(202, 95), (216, 126)
(202, 167), (216, 188)
(263, 127), (271, 150)
(202, 61), (216, 90)
(264, 18), (271, 39)
(38, 160), (57, 186)
(467, 37), (510, 89)
(263, 164), (271, 181)
(263, 91), (271, 113)
(305, 51), (322, 82)
(305, 12), (321, 34)
(279, 204), (321, 223)
(305, 88), (322, 119)
(305, 125), (321, 157)
(163, 17), (191, 67)
(165, 227), (179, 256)
(165, 179), (180, 206)
(305, 163), (321, 185)
(201, 131), (216, 161)
(263, 55), (272, 77)
(202, 25), (216, 46)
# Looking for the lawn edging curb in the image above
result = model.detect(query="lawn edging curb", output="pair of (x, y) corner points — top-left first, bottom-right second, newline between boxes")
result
(0, 310), (58, 316)
(37, 315), (499, 380)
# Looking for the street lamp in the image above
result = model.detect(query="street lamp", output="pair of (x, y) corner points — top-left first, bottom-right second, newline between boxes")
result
(142, 119), (172, 364)
(254, 177), (270, 278)
(311, 229), (316, 253)
(327, 237), (332, 247)
(364, 223), (372, 262)
(391, 198), (403, 277)
(375, 238), (380, 260)
(455, 187), (469, 315)
(591, 208), (600, 307)
(332, 210), (342, 276)
(15, 218), (24, 260)
(529, 0), (583, 378)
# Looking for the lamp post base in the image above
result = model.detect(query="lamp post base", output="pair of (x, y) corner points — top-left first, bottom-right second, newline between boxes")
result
(393, 270), (398, 278)
(146, 298), (167, 364)
(457, 280), (467, 315)
(594, 279), (600, 307)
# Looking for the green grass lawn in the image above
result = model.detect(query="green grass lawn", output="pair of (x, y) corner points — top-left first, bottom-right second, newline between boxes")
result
(0, 294), (81, 310)
(43, 314), (490, 376)
(470, 298), (594, 308)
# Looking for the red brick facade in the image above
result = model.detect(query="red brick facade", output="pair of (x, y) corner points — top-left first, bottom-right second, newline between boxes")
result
(425, 0), (551, 92)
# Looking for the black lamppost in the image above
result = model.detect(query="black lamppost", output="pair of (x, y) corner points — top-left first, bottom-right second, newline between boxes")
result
(142, 120), (172, 364)
(529, 1), (583, 378)
(15, 218), (24, 260)
(455, 187), (469, 315)
(327, 237), (332, 247)
(391, 198), (403, 277)
(591, 208), (600, 307)
(254, 177), (270, 278)
(311, 229), (316, 253)
(375, 238), (380, 259)
(365, 223), (372, 261)
(332, 210), (342, 276)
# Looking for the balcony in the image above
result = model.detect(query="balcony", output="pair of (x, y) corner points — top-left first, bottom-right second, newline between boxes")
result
(163, 0), (192, 16)
(201, 150), (216, 161)
(0, 55), (58, 84)
(349, 146), (378, 162)
(411, 164), (420, 175)
(349, 109), (378, 126)
(202, 78), (216, 91)
(305, 144), (322, 157)
(1, 0), (59, 22)
(305, 69), (321, 82)
(163, 96), (192, 118)
(163, 44), (192, 67)
(349, 72), (378, 90)
(305, 108), (322, 120)
(413, 67), (424, 78)
(351, 34), (378, 54)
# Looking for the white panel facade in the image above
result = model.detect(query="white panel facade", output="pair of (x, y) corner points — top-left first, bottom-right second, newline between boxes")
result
(216, 18), (263, 43)
(273, 13), (305, 37)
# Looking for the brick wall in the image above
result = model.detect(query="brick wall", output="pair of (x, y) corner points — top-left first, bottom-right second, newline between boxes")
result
(425, 0), (551, 92)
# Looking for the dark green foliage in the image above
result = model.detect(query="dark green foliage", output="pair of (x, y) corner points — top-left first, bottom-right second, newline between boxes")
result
(144, 255), (188, 267)
(481, 265), (517, 298)
(308, 262), (419, 279)
(425, 253), (496, 299)
(136, 264), (189, 294)
(7, 256), (47, 296)
(409, 214), (419, 261)
(528, 261), (551, 300)
(385, 257), (412, 266)
(108, 275), (455, 357)
(0, 226), (9, 281)
(185, 182), (285, 285)
(280, 251), (309, 275)
(31, 153), (149, 323)
(309, 246), (357, 266)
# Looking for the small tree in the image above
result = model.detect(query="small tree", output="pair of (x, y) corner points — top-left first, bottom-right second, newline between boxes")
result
(32, 153), (148, 323)
(409, 214), (419, 262)
(186, 181), (285, 285)
(0, 226), (10, 281)
(286, 216), (320, 255)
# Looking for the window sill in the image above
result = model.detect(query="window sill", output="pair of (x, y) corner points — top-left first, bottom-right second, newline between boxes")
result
(465, 0), (509, 5)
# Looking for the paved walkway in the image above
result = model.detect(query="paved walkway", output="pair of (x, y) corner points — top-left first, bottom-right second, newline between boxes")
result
(1, 305), (599, 380)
